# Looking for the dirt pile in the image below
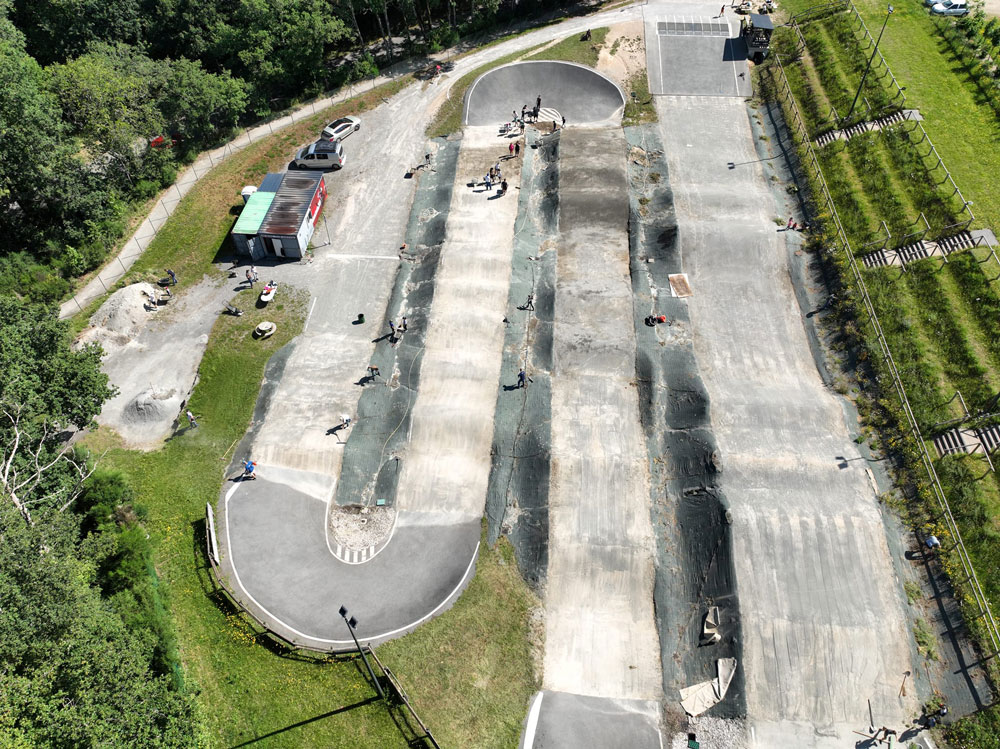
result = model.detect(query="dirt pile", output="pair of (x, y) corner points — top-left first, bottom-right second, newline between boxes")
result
(76, 283), (159, 355)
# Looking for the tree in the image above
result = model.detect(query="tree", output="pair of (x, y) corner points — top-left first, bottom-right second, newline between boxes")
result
(0, 504), (200, 747)
(0, 297), (114, 523)
(9, 0), (147, 65)
(158, 58), (248, 148)
(47, 50), (165, 187)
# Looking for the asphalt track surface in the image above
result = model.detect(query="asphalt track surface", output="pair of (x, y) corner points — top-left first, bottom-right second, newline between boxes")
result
(643, 12), (752, 97)
(464, 60), (626, 126)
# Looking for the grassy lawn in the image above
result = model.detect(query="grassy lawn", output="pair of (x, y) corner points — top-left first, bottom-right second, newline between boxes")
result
(526, 27), (609, 65)
(781, 0), (1000, 236)
(83, 283), (539, 747)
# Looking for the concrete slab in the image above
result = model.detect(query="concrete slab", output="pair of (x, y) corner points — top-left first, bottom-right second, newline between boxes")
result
(656, 95), (917, 745)
(644, 14), (751, 97)
(464, 61), (625, 126)
(544, 127), (662, 705)
(520, 691), (662, 749)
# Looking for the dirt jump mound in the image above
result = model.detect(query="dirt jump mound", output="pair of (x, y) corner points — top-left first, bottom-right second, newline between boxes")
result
(463, 61), (625, 126)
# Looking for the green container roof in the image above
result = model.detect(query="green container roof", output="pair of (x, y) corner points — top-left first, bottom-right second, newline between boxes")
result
(232, 192), (276, 235)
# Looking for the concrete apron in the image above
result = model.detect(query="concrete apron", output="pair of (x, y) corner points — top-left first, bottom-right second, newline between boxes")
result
(530, 126), (663, 746)
(657, 96), (917, 745)
(395, 125), (521, 523)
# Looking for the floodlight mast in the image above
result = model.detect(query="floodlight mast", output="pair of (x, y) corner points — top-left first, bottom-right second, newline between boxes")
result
(339, 605), (385, 699)
(844, 5), (894, 124)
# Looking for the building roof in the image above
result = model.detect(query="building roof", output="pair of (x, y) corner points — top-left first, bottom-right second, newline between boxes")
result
(259, 173), (284, 192)
(749, 13), (774, 29)
(259, 171), (324, 237)
(232, 191), (276, 235)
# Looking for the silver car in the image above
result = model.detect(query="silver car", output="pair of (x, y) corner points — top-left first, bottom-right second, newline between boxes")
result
(321, 116), (361, 142)
(930, 0), (968, 13)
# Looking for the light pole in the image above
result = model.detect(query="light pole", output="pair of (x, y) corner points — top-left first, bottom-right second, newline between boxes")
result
(844, 5), (894, 125)
(339, 605), (385, 700)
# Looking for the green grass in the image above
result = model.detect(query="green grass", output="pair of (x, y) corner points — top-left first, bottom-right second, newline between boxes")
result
(623, 69), (657, 126)
(525, 27), (609, 66)
(904, 579), (923, 604)
(83, 285), (539, 747)
(781, 0), (1000, 242)
(913, 616), (939, 660)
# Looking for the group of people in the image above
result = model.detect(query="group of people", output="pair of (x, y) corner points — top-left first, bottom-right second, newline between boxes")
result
(483, 162), (509, 196)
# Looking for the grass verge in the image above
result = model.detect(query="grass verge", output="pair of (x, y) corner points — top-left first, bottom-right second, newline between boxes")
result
(525, 27), (609, 66)
(82, 284), (539, 746)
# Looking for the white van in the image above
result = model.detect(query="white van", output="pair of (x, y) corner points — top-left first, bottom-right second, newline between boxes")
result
(294, 140), (345, 170)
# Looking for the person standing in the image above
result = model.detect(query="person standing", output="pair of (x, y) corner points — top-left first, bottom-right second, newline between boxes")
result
(388, 319), (396, 337)
(515, 142), (521, 158)
(166, 268), (177, 285)
(521, 104), (528, 120)
(186, 410), (198, 428)
(401, 316), (408, 331)
(485, 174), (492, 191)
(536, 94), (542, 110)
(720, 4), (725, 15)
(509, 142), (515, 158)
(501, 179), (508, 195)
(246, 269), (254, 287)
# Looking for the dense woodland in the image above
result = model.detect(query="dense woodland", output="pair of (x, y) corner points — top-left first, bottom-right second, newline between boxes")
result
(0, 0), (574, 744)
(0, 0), (570, 304)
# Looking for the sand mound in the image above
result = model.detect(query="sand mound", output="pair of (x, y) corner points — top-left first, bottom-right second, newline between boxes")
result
(121, 387), (182, 428)
(76, 283), (158, 355)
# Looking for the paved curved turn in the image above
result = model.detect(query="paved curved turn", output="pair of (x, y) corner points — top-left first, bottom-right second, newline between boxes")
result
(220, 479), (480, 645)
(464, 60), (625, 126)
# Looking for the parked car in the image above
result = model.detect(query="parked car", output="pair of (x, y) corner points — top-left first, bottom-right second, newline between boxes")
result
(930, 0), (968, 14)
(321, 116), (361, 142)
(293, 140), (345, 169)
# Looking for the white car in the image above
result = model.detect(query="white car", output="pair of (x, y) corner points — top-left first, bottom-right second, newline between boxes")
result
(931, 0), (968, 13)
(321, 116), (361, 142)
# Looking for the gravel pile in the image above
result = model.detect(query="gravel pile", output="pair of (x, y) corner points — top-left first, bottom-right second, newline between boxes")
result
(328, 504), (396, 550)
(670, 717), (748, 749)
(76, 283), (159, 355)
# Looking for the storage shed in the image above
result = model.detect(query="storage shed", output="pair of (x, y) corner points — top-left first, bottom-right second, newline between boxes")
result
(231, 171), (326, 259)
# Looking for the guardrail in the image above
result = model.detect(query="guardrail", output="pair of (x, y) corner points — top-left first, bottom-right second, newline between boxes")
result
(768, 53), (1000, 661)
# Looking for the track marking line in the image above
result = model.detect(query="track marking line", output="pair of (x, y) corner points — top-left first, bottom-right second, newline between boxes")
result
(522, 692), (544, 748)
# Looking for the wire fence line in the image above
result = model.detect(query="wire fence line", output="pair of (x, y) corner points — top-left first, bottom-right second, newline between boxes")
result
(788, 0), (979, 248)
(770, 51), (1000, 660)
